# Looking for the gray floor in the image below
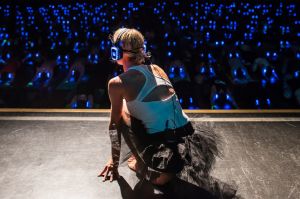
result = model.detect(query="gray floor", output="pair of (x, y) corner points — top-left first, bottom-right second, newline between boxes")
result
(0, 114), (299, 199)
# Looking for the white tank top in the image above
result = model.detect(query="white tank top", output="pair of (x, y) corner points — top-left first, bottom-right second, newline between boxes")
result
(124, 65), (189, 134)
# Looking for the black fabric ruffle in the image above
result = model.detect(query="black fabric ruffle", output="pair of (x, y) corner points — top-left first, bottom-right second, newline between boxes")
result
(117, 117), (239, 199)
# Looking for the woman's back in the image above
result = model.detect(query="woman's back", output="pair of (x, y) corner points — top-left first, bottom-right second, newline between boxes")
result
(120, 64), (174, 101)
(119, 64), (189, 134)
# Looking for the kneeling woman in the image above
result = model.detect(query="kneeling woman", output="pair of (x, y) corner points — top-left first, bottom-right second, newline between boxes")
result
(99, 28), (238, 198)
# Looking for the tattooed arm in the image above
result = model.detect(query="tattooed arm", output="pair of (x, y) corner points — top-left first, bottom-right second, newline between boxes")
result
(99, 76), (124, 182)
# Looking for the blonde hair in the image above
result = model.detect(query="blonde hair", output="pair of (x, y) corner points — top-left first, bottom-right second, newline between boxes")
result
(111, 28), (147, 64)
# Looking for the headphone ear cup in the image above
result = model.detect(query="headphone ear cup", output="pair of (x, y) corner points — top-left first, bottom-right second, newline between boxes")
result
(111, 46), (123, 61)
(111, 29), (128, 60)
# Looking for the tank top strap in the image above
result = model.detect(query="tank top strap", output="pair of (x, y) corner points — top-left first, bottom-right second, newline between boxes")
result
(127, 65), (174, 101)
(127, 65), (155, 101)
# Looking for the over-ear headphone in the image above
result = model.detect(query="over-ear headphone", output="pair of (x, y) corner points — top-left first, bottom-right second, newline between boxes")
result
(111, 29), (128, 61)
(110, 28), (148, 61)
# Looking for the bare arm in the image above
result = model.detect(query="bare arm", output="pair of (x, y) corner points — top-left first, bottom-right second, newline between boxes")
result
(98, 76), (124, 182)
(108, 76), (124, 130)
(107, 76), (124, 167)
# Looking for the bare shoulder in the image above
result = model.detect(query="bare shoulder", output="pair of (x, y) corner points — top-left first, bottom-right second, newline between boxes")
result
(119, 68), (145, 84)
(108, 76), (123, 91)
(150, 64), (169, 80)
(151, 64), (164, 71)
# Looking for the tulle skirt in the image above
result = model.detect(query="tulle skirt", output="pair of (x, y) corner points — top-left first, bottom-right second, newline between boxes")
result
(117, 116), (239, 199)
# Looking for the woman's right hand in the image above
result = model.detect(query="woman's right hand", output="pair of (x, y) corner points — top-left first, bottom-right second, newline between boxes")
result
(98, 158), (120, 182)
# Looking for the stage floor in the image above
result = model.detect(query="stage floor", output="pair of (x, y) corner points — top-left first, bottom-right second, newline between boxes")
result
(0, 111), (299, 199)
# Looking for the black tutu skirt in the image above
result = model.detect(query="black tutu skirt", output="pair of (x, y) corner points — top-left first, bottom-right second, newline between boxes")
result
(117, 116), (239, 199)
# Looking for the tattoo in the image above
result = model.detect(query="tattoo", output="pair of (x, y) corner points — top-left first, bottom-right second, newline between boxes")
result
(109, 125), (121, 167)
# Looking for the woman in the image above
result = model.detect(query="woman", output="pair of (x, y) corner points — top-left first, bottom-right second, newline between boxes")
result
(99, 28), (239, 198)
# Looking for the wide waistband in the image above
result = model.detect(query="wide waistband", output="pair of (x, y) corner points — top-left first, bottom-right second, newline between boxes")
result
(146, 121), (194, 143)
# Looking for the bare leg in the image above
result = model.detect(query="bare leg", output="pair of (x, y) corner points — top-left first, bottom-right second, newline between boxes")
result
(128, 155), (174, 185)
(120, 102), (138, 170)
(151, 173), (174, 186)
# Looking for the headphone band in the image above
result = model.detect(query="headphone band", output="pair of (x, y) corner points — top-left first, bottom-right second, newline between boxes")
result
(114, 28), (129, 45)
(114, 29), (144, 52)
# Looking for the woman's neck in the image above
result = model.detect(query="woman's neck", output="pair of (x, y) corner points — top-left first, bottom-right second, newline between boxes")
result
(122, 60), (141, 72)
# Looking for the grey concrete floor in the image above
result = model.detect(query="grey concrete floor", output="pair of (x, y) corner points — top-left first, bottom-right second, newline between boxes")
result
(0, 114), (299, 199)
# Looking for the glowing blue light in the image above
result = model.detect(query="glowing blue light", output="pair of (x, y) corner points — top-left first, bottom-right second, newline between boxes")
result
(215, 94), (219, 99)
(38, 72), (42, 78)
(295, 71), (299, 78)
(189, 97), (193, 103)
(180, 70), (186, 78)
(255, 99), (260, 106)
(188, 106), (196, 110)
(266, 98), (271, 105)
(226, 94), (230, 100)
(8, 73), (13, 79)
(86, 101), (90, 108)
(167, 51), (172, 57)
(234, 69), (237, 77)
(200, 67), (205, 74)
(243, 69), (246, 76)
(270, 77), (276, 84)
(229, 53), (232, 58)
(72, 103), (77, 109)
(69, 76), (75, 82)
(224, 104), (231, 110)
(46, 72), (50, 78)
(263, 68), (267, 75)
(261, 79), (267, 87)
(26, 53), (32, 59)
(179, 98), (183, 104)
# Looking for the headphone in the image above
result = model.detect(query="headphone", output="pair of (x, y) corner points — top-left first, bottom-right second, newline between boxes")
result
(110, 28), (147, 61)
